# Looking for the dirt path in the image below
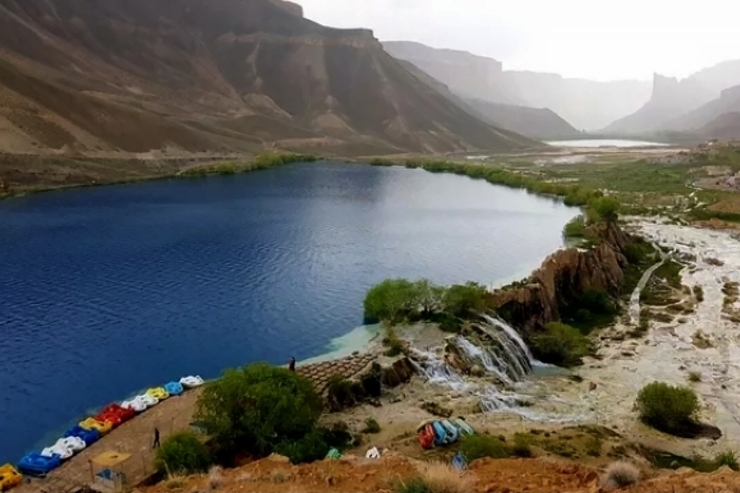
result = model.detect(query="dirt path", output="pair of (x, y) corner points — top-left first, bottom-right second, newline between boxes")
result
(15, 354), (376, 493)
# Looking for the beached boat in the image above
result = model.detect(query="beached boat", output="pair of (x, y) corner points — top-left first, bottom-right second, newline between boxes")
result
(440, 420), (459, 443)
(0, 463), (22, 491)
(146, 387), (169, 400)
(179, 375), (204, 388)
(96, 403), (136, 427)
(18, 452), (61, 475)
(164, 381), (184, 396)
(417, 424), (435, 449)
(64, 425), (100, 446)
(431, 421), (447, 446)
(79, 417), (112, 435)
(453, 418), (475, 436)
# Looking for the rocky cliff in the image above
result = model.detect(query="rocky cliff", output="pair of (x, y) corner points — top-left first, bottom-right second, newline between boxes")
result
(490, 221), (629, 334)
(0, 0), (536, 158)
(384, 41), (651, 131)
(603, 60), (740, 135)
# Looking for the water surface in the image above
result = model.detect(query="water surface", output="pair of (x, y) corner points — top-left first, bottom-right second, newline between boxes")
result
(547, 139), (670, 148)
(0, 162), (578, 461)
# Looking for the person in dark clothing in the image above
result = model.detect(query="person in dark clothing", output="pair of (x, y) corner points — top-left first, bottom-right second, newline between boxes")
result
(288, 356), (296, 372)
(153, 427), (160, 449)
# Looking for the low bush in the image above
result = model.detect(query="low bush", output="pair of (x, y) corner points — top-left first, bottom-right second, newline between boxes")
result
(274, 428), (328, 465)
(363, 417), (381, 434)
(601, 461), (640, 488)
(636, 382), (700, 435)
(530, 322), (591, 367)
(395, 463), (475, 493)
(155, 431), (212, 475)
(688, 371), (702, 383)
(459, 434), (509, 461)
(563, 215), (587, 238)
(327, 375), (357, 411)
(383, 326), (405, 357)
(510, 433), (533, 458)
(713, 450), (739, 471)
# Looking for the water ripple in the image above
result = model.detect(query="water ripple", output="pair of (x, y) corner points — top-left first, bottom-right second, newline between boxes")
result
(0, 162), (577, 462)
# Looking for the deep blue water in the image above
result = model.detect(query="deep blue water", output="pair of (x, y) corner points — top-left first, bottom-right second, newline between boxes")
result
(0, 162), (577, 462)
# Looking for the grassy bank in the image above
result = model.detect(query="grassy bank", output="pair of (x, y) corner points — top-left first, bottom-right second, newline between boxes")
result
(179, 152), (318, 177)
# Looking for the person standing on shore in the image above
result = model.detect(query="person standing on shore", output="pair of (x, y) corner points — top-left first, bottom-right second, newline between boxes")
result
(288, 356), (296, 372)
(153, 427), (160, 449)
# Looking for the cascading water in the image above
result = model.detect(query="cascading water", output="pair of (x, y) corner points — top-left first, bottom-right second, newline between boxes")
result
(409, 314), (590, 423)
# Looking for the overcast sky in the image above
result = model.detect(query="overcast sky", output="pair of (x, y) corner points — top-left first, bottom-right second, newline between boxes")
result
(298, 0), (740, 82)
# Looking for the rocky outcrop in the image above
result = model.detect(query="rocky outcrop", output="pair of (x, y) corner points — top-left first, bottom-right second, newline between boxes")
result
(270, 0), (303, 17)
(490, 221), (629, 335)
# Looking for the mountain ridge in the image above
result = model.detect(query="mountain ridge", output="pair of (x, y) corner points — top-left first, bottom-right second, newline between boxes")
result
(0, 0), (537, 158)
(383, 41), (651, 130)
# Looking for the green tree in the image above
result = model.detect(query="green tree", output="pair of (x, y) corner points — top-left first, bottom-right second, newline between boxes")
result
(363, 278), (420, 324)
(154, 431), (212, 475)
(195, 363), (323, 456)
(636, 382), (699, 435)
(530, 322), (591, 367)
(587, 196), (621, 223)
(443, 282), (488, 318)
(414, 279), (445, 317)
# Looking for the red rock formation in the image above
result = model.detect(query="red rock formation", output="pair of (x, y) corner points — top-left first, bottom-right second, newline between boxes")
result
(490, 221), (629, 334)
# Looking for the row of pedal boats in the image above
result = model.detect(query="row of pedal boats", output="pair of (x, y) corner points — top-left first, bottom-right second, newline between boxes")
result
(417, 418), (476, 449)
(11, 375), (205, 481)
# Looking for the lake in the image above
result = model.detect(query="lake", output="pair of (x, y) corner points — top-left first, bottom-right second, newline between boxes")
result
(0, 162), (578, 462)
(547, 139), (670, 148)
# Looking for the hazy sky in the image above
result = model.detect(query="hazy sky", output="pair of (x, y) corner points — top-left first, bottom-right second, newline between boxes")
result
(298, 0), (739, 81)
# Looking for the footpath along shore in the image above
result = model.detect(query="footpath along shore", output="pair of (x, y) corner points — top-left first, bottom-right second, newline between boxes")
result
(14, 353), (376, 493)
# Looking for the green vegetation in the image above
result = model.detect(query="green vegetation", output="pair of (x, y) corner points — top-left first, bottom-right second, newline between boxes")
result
(653, 260), (683, 289)
(362, 417), (381, 434)
(458, 434), (509, 460)
(561, 288), (619, 333)
(382, 326), (406, 356)
(635, 382), (700, 435)
(693, 285), (704, 302)
(195, 363), (324, 461)
(530, 322), (592, 367)
(154, 431), (212, 475)
(563, 215), (587, 238)
(649, 449), (739, 473)
(363, 278), (488, 330)
(395, 463), (473, 493)
(180, 152), (318, 178)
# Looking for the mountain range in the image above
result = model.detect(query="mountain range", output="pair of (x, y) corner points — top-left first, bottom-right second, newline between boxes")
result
(603, 61), (740, 137)
(0, 0), (538, 157)
(382, 41), (652, 131)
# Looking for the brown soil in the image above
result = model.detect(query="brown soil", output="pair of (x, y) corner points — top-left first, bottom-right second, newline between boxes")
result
(140, 453), (740, 493)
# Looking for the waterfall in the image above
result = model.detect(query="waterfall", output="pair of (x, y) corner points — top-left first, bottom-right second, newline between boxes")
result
(408, 315), (592, 424)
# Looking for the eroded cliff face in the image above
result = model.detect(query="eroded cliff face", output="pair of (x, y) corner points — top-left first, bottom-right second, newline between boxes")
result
(490, 221), (629, 335)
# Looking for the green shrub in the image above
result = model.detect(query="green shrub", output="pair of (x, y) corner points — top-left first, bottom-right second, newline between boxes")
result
(530, 322), (591, 367)
(195, 363), (323, 456)
(636, 382), (699, 434)
(274, 428), (329, 464)
(363, 278), (421, 325)
(154, 431), (211, 475)
(443, 282), (488, 318)
(360, 363), (383, 397)
(587, 196), (621, 223)
(383, 326), (406, 357)
(510, 433), (533, 457)
(327, 375), (357, 410)
(459, 434), (509, 461)
(563, 215), (587, 238)
(713, 450), (739, 471)
(688, 371), (702, 383)
(363, 417), (381, 434)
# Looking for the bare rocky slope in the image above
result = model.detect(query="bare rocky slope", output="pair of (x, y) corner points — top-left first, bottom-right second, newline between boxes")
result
(603, 61), (740, 136)
(397, 59), (580, 140)
(0, 0), (536, 157)
(383, 41), (651, 131)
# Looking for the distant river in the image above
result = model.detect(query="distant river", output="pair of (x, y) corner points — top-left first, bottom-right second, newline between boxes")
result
(547, 139), (670, 148)
(0, 162), (578, 462)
